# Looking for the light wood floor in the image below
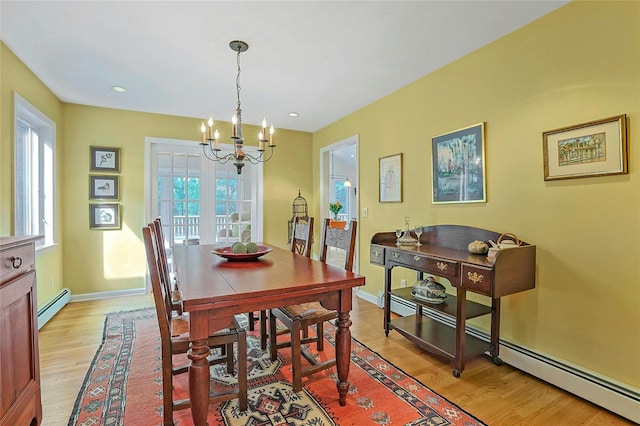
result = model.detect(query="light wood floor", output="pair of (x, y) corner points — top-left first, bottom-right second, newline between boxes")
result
(39, 294), (633, 425)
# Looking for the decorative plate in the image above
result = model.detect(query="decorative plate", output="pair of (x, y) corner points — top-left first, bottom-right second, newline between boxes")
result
(212, 245), (272, 262)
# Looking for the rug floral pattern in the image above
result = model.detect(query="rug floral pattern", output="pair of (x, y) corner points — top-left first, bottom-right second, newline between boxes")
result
(68, 308), (485, 426)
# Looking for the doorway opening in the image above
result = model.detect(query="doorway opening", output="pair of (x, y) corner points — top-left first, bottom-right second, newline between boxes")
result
(320, 135), (359, 272)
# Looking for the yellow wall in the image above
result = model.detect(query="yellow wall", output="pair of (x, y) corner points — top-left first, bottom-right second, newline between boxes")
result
(61, 104), (312, 295)
(1, 42), (312, 299)
(313, 1), (639, 388)
(1, 43), (65, 305)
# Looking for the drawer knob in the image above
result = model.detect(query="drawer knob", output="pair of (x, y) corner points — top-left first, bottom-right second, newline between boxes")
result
(392, 252), (400, 258)
(437, 261), (448, 271)
(467, 271), (483, 284)
(11, 256), (23, 269)
(373, 251), (380, 257)
(413, 255), (421, 261)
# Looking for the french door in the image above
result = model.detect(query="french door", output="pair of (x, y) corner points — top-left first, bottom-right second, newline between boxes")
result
(148, 139), (263, 249)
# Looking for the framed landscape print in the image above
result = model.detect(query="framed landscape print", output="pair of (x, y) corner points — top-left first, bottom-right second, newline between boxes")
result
(90, 146), (120, 172)
(89, 203), (121, 230)
(379, 153), (402, 203)
(89, 175), (119, 200)
(432, 123), (486, 204)
(543, 114), (628, 181)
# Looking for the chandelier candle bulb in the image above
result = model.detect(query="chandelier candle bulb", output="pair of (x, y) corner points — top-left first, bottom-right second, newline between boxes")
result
(269, 124), (275, 146)
(232, 114), (237, 137)
(200, 122), (206, 144)
(214, 129), (220, 150)
(207, 116), (214, 139)
(258, 131), (264, 150)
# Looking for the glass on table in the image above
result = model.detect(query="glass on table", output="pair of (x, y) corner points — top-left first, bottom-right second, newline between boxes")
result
(414, 225), (423, 246)
(395, 229), (402, 245)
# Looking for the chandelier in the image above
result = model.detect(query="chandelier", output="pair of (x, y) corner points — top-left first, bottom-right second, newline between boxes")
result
(200, 40), (276, 174)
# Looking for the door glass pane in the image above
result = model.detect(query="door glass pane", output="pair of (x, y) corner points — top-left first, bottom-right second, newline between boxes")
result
(214, 154), (255, 244)
(330, 177), (349, 221)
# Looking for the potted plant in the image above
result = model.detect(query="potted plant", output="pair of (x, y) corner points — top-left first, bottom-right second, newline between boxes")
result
(329, 201), (346, 228)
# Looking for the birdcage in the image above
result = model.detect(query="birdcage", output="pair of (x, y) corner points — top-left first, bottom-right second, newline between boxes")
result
(288, 190), (309, 243)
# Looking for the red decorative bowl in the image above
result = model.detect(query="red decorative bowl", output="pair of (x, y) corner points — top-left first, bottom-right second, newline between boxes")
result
(212, 245), (272, 262)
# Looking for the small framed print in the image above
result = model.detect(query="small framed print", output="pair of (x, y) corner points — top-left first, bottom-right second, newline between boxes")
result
(90, 146), (120, 172)
(89, 203), (121, 230)
(543, 114), (628, 181)
(379, 153), (403, 203)
(90, 175), (120, 200)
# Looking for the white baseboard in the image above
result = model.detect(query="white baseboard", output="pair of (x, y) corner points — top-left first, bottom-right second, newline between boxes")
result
(38, 288), (71, 329)
(70, 287), (147, 302)
(357, 291), (639, 423)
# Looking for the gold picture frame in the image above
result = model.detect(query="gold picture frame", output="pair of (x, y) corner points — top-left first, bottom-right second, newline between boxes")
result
(89, 203), (121, 230)
(89, 175), (120, 200)
(543, 114), (628, 181)
(90, 146), (120, 172)
(379, 153), (402, 203)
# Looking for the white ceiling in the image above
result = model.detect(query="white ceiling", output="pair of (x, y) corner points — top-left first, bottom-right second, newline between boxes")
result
(0, 1), (567, 133)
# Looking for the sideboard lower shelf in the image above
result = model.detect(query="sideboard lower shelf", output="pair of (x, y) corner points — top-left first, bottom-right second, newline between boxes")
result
(390, 316), (491, 360)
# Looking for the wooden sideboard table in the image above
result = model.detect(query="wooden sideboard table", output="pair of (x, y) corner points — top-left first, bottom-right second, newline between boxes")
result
(0, 236), (42, 426)
(370, 225), (536, 377)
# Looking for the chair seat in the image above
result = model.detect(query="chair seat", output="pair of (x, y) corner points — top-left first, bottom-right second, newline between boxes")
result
(280, 302), (336, 321)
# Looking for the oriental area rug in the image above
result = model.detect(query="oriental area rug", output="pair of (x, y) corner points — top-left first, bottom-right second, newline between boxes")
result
(68, 308), (485, 426)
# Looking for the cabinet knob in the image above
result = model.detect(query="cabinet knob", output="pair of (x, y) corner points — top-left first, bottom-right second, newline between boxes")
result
(392, 252), (400, 258)
(413, 255), (421, 261)
(373, 251), (380, 257)
(11, 256), (23, 269)
(437, 261), (448, 271)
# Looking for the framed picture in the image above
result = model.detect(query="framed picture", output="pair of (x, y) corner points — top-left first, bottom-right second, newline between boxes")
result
(379, 153), (403, 203)
(89, 175), (120, 200)
(89, 203), (121, 230)
(90, 146), (120, 172)
(432, 122), (486, 204)
(543, 114), (628, 181)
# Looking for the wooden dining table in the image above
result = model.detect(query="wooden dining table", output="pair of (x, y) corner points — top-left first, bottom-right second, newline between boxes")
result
(172, 243), (365, 425)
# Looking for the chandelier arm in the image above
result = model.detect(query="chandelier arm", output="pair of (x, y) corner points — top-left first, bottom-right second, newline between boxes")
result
(243, 146), (275, 164)
(201, 144), (235, 164)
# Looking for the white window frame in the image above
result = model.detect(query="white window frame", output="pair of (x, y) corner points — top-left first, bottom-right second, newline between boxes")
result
(14, 92), (56, 249)
(145, 137), (264, 245)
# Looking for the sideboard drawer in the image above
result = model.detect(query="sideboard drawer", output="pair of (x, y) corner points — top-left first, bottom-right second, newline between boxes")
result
(1, 242), (36, 285)
(387, 250), (458, 278)
(370, 245), (385, 266)
(461, 264), (492, 296)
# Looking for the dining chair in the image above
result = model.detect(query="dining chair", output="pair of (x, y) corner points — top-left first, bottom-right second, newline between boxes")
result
(151, 218), (182, 315)
(268, 218), (357, 392)
(256, 217), (315, 350)
(143, 225), (248, 425)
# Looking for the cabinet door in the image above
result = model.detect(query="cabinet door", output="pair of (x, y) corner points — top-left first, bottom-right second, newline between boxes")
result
(0, 271), (41, 425)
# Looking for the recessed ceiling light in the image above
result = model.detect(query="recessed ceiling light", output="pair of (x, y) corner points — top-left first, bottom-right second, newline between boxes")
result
(111, 86), (127, 93)
(288, 112), (299, 117)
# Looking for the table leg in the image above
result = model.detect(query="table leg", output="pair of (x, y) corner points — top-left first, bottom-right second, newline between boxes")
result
(188, 338), (211, 426)
(335, 310), (352, 406)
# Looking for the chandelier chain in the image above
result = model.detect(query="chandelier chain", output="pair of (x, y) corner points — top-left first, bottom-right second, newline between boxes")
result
(236, 47), (242, 112)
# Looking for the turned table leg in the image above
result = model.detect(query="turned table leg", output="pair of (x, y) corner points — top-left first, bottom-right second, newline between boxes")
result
(335, 310), (352, 406)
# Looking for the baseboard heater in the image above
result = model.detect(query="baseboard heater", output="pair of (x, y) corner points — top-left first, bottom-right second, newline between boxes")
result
(37, 287), (71, 330)
(372, 291), (639, 423)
